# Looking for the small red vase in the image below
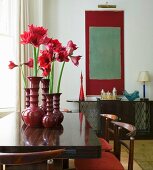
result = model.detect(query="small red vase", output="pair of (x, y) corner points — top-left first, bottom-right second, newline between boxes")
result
(42, 93), (58, 128)
(53, 93), (64, 125)
(22, 76), (45, 127)
(79, 72), (85, 101)
(40, 78), (50, 112)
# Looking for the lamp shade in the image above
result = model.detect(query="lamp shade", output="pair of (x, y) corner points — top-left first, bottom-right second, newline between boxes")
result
(137, 71), (150, 82)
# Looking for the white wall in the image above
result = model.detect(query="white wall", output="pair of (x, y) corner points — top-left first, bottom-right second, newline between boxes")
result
(42, 0), (153, 110)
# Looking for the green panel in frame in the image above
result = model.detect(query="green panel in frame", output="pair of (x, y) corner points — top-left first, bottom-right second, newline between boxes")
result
(89, 27), (121, 80)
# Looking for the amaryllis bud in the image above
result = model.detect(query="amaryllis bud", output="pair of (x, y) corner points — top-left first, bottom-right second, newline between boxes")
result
(24, 58), (33, 68)
(8, 61), (18, 69)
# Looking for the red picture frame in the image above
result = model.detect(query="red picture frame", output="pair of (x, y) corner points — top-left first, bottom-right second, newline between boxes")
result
(85, 11), (124, 95)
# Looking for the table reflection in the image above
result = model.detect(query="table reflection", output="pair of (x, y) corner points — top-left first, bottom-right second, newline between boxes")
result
(21, 124), (64, 146)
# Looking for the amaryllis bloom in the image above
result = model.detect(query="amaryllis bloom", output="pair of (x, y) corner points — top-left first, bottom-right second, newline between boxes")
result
(8, 61), (18, 69)
(66, 40), (78, 56)
(29, 24), (47, 36)
(46, 39), (62, 54)
(55, 47), (69, 62)
(20, 24), (48, 47)
(70, 56), (81, 66)
(24, 58), (33, 68)
(38, 50), (52, 68)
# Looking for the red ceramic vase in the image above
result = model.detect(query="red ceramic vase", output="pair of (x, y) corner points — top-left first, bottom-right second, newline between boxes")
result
(42, 93), (58, 128)
(53, 93), (64, 125)
(22, 76), (45, 127)
(40, 78), (50, 113)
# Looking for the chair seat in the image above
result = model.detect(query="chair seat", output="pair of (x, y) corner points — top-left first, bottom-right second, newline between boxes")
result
(98, 138), (112, 151)
(75, 152), (124, 170)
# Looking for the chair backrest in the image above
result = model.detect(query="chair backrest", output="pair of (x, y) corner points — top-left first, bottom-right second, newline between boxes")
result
(100, 114), (118, 142)
(112, 121), (136, 170)
(0, 149), (64, 169)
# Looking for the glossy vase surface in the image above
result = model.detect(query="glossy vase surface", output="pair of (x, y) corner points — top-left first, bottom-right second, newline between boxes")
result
(40, 78), (50, 113)
(22, 76), (45, 127)
(24, 88), (30, 108)
(42, 93), (58, 128)
(53, 93), (64, 125)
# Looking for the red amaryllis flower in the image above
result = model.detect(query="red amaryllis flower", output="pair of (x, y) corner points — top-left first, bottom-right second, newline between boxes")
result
(8, 61), (18, 69)
(20, 24), (48, 47)
(66, 40), (78, 56)
(38, 50), (52, 68)
(46, 39), (62, 54)
(70, 56), (81, 66)
(24, 58), (33, 68)
(29, 24), (47, 36)
(55, 47), (69, 62)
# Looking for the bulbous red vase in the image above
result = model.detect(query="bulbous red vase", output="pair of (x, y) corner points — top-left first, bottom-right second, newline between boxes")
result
(22, 76), (45, 127)
(42, 93), (58, 128)
(53, 93), (64, 125)
(40, 78), (50, 113)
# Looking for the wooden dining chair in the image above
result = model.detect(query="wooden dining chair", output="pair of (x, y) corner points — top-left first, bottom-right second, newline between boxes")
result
(0, 149), (64, 170)
(98, 114), (118, 151)
(75, 121), (136, 170)
(113, 121), (136, 170)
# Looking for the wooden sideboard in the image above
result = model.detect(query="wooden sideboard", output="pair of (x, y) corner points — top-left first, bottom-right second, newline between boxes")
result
(67, 99), (153, 139)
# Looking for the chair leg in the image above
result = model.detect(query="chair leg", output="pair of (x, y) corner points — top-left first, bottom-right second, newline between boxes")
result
(0, 165), (3, 170)
(63, 159), (69, 169)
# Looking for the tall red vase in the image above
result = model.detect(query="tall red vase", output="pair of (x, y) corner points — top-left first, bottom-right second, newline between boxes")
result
(22, 76), (45, 127)
(40, 78), (50, 112)
(79, 72), (85, 101)
(42, 93), (58, 128)
(53, 93), (64, 125)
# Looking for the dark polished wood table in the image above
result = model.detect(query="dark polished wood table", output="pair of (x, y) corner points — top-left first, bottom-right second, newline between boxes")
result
(0, 112), (101, 160)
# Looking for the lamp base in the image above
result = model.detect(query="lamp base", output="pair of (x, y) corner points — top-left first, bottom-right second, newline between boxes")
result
(140, 98), (149, 101)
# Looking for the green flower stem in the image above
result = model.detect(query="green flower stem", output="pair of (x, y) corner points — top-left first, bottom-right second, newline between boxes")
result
(21, 66), (27, 88)
(49, 61), (55, 94)
(33, 47), (39, 76)
(57, 61), (65, 93)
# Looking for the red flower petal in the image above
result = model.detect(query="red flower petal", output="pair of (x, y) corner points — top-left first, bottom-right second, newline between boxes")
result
(70, 56), (81, 66)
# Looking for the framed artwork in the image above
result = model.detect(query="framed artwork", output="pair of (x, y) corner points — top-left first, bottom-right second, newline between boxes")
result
(85, 10), (124, 95)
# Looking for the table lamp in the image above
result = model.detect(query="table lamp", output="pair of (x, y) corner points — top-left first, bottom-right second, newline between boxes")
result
(137, 71), (150, 101)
